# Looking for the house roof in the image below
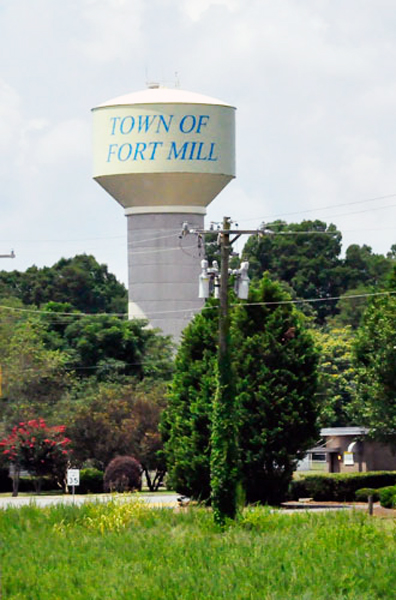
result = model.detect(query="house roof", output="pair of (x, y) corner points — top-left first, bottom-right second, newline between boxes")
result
(320, 427), (369, 437)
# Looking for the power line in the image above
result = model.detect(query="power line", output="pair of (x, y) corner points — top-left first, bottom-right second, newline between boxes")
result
(238, 192), (396, 223)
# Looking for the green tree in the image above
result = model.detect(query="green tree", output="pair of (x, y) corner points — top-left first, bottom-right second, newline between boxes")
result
(162, 301), (218, 501)
(163, 276), (319, 505)
(61, 314), (173, 381)
(242, 220), (343, 322)
(0, 254), (127, 313)
(0, 317), (73, 428)
(352, 294), (396, 445)
(315, 326), (357, 427)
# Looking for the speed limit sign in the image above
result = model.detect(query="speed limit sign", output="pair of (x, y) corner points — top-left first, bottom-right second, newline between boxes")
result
(67, 469), (80, 487)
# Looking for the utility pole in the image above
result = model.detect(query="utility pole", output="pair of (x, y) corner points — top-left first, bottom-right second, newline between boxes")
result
(182, 217), (271, 525)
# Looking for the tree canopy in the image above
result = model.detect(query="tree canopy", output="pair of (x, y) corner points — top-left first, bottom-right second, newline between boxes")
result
(163, 275), (319, 505)
(0, 254), (127, 314)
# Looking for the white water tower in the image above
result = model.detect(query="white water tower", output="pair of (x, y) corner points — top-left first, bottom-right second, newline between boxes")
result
(92, 86), (235, 341)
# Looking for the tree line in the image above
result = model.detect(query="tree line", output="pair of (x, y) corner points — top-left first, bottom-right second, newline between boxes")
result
(0, 222), (395, 504)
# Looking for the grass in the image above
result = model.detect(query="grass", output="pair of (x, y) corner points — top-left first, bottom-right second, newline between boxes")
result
(0, 499), (395, 599)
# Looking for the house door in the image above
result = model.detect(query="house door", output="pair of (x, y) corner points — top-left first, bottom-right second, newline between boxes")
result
(330, 452), (340, 473)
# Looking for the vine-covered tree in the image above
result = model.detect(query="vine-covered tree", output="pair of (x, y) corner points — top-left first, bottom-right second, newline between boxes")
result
(163, 276), (319, 505)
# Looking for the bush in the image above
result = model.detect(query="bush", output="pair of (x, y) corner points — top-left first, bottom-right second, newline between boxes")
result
(355, 488), (380, 502)
(75, 468), (104, 495)
(289, 472), (396, 502)
(379, 486), (396, 509)
(104, 456), (142, 493)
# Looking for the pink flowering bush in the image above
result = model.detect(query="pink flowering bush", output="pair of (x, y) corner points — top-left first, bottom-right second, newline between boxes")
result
(0, 418), (71, 495)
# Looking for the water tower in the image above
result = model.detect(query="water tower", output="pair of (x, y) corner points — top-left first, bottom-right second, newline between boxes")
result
(92, 86), (235, 341)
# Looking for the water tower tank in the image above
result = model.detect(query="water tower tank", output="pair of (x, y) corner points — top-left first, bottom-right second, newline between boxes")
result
(92, 86), (235, 341)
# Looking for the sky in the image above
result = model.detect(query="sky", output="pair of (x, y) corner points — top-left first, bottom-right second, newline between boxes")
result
(1, 0), (396, 286)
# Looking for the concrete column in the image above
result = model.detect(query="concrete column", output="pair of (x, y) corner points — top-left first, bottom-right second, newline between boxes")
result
(126, 212), (204, 343)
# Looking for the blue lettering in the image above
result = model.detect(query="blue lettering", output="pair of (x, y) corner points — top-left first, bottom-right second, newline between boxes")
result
(156, 115), (173, 133)
(118, 143), (133, 161)
(196, 142), (207, 160)
(168, 141), (188, 160)
(196, 115), (210, 133)
(188, 142), (197, 160)
(148, 141), (163, 160)
(134, 142), (147, 160)
(138, 115), (156, 133)
(107, 143), (118, 161)
(110, 117), (121, 135)
(120, 116), (135, 134)
(207, 142), (218, 162)
(179, 115), (196, 134)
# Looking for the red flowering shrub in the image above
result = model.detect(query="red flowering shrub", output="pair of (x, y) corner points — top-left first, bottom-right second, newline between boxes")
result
(0, 418), (71, 494)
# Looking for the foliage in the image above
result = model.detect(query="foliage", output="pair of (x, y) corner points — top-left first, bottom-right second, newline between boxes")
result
(0, 254), (127, 313)
(103, 455), (142, 492)
(162, 301), (218, 501)
(0, 316), (73, 427)
(164, 276), (319, 506)
(290, 472), (396, 502)
(0, 418), (71, 494)
(355, 488), (380, 502)
(242, 220), (343, 322)
(1, 505), (396, 599)
(242, 220), (393, 324)
(379, 486), (396, 509)
(65, 381), (167, 485)
(315, 326), (358, 427)
(353, 294), (396, 445)
(56, 313), (173, 381)
(75, 468), (104, 494)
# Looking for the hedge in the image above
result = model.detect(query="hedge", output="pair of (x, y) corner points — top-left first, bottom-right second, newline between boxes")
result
(379, 486), (396, 509)
(74, 468), (104, 494)
(289, 472), (396, 502)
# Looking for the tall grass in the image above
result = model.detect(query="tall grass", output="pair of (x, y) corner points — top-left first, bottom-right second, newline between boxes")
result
(0, 498), (395, 599)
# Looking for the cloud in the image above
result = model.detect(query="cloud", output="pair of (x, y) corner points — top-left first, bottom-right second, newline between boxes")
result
(75, 0), (144, 63)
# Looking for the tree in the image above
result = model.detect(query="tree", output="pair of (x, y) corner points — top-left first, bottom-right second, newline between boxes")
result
(232, 276), (319, 504)
(163, 275), (319, 505)
(0, 317), (73, 428)
(315, 327), (357, 427)
(0, 418), (71, 496)
(162, 301), (218, 501)
(352, 294), (396, 445)
(60, 314), (173, 381)
(242, 220), (343, 322)
(66, 381), (168, 490)
(0, 254), (127, 313)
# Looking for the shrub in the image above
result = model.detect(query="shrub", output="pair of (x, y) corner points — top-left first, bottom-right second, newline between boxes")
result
(379, 486), (396, 509)
(289, 472), (396, 502)
(76, 468), (104, 495)
(355, 488), (380, 502)
(104, 456), (142, 493)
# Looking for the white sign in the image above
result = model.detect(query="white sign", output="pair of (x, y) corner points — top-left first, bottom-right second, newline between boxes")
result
(343, 451), (354, 466)
(67, 469), (80, 486)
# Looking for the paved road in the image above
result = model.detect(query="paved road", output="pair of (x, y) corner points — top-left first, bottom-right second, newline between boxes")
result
(0, 493), (181, 510)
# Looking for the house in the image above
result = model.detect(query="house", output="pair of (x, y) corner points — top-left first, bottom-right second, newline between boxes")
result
(300, 427), (396, 473)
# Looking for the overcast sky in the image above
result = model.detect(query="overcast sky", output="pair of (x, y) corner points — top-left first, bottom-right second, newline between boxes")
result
(1, 0), (396, 285)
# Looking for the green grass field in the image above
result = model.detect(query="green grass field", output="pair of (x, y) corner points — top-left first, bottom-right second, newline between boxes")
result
(0, 498), (395, 599)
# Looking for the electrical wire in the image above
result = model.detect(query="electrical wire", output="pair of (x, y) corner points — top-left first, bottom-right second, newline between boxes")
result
(237, 192), (396, 223)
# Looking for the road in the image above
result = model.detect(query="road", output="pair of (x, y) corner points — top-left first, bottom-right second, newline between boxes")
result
(0, 493), (182, 510)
